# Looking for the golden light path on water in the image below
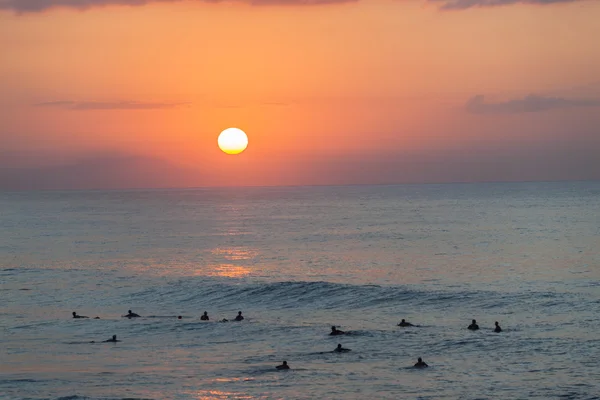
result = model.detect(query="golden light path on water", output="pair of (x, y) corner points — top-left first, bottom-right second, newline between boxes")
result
(209, 264), (252, 278)
(192, 390), (264, 399)
(121, 246), (258, 278)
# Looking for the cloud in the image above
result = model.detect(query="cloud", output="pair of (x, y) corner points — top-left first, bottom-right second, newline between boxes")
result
(429, 0), (586, 10)
(0, 0), (355, 13)
(0, 0), (591, 13)
(34, 100), (188, 110)
(261, 101), (292, 107)
(1, 0), (159, 13)
(465, 94), (600, 114)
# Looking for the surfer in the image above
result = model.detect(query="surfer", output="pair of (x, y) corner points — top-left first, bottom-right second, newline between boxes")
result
(414, 357), (428, 368)
(494, 321), (502, 332)
(234, 311), (244, 321)
(397, 319), (414, 327)
(468, 319), (479, 330)
(104, 335), (120, 343)
(123, 310), (141, 318)
(177, 316), (182, 319)
(334, 344), (351, 353)
(72, 312), (89, 319)
(201, 311), (209, 321)
(330, 326), (345, 335)
(276, 361), (290, 370)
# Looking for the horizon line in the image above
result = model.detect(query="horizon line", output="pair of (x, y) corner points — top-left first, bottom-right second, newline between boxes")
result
(1, 178), (598, 194)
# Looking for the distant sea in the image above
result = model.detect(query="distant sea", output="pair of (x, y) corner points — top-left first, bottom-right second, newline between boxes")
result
(1, 182), (599, 399)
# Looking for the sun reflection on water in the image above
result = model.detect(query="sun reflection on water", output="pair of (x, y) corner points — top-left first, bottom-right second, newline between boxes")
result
(118, 246), (259, 278)
(210, 263), (252, 278)
(192, 390), (265, 399)
(211, 247), (257, 261)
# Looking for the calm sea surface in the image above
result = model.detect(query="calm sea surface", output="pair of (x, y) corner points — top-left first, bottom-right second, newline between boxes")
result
(1, 182), (599, 399)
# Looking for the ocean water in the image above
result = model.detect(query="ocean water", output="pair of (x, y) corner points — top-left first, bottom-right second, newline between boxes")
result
(1, 182), (599, 400)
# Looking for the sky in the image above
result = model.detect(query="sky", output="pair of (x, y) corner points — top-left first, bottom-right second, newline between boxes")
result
(1, 0), (600, 189)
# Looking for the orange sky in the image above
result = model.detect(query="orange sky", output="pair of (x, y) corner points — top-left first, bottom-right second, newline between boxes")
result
(1, 0), (600, 189)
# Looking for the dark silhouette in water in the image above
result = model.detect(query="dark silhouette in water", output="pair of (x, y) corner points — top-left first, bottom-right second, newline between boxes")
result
(276, 361), (290, 370)
(468, 319), (479, 330)
(414, 357), (428, 368)
(334, 343), (351, 353)
(494, 321), (502, 332)
(330, 326), (345, 335)
(234, 311), (244, 321)
(220, 318), (229, 322)
(177, 316), (182, 319)
(123, 310), (141, 318)
(72, 312), (88, 319)
(91, 335), (120, 343)
(201, 311), (209, 321)
(397, 319), (414, 327)
(93, 317), (100, 319)
(104, 335), (120, 342)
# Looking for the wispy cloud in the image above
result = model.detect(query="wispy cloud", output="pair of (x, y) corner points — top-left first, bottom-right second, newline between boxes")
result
(429, 0), (586, 10)
(0, 0), (355, 13)
(465, 94), (600, 114)
(203, 100), (292, 108)
(261, 101), (292, 107)
(34, 100), (189, 110)
(0, 0), (589, 13)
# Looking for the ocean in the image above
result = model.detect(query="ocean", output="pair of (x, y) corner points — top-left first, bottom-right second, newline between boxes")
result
(1, 182), (599, 399)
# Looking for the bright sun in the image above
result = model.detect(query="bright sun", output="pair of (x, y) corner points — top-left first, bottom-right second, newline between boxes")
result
(218, 128), (248, 155)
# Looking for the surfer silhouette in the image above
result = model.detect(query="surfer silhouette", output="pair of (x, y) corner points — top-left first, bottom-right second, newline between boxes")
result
(494, 321), (502, 332)
(91, 334), (120, 343)
(468, 319), (479, 330)
(123, 310), (141, 318)
(201, 311), (209, 321)
(397, 319), (414, 327)
(234, 311), (244, 321)
(276, 361), (290, 370)
(104, 335), (120, 342)
(72, 312), (89, 319)
(330, 326), (345, 335)
(334, 343), (351, 353)
(414, 357), (428, 368)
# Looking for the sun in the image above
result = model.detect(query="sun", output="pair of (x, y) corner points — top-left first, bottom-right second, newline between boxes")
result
(218, 128), (248, 155)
